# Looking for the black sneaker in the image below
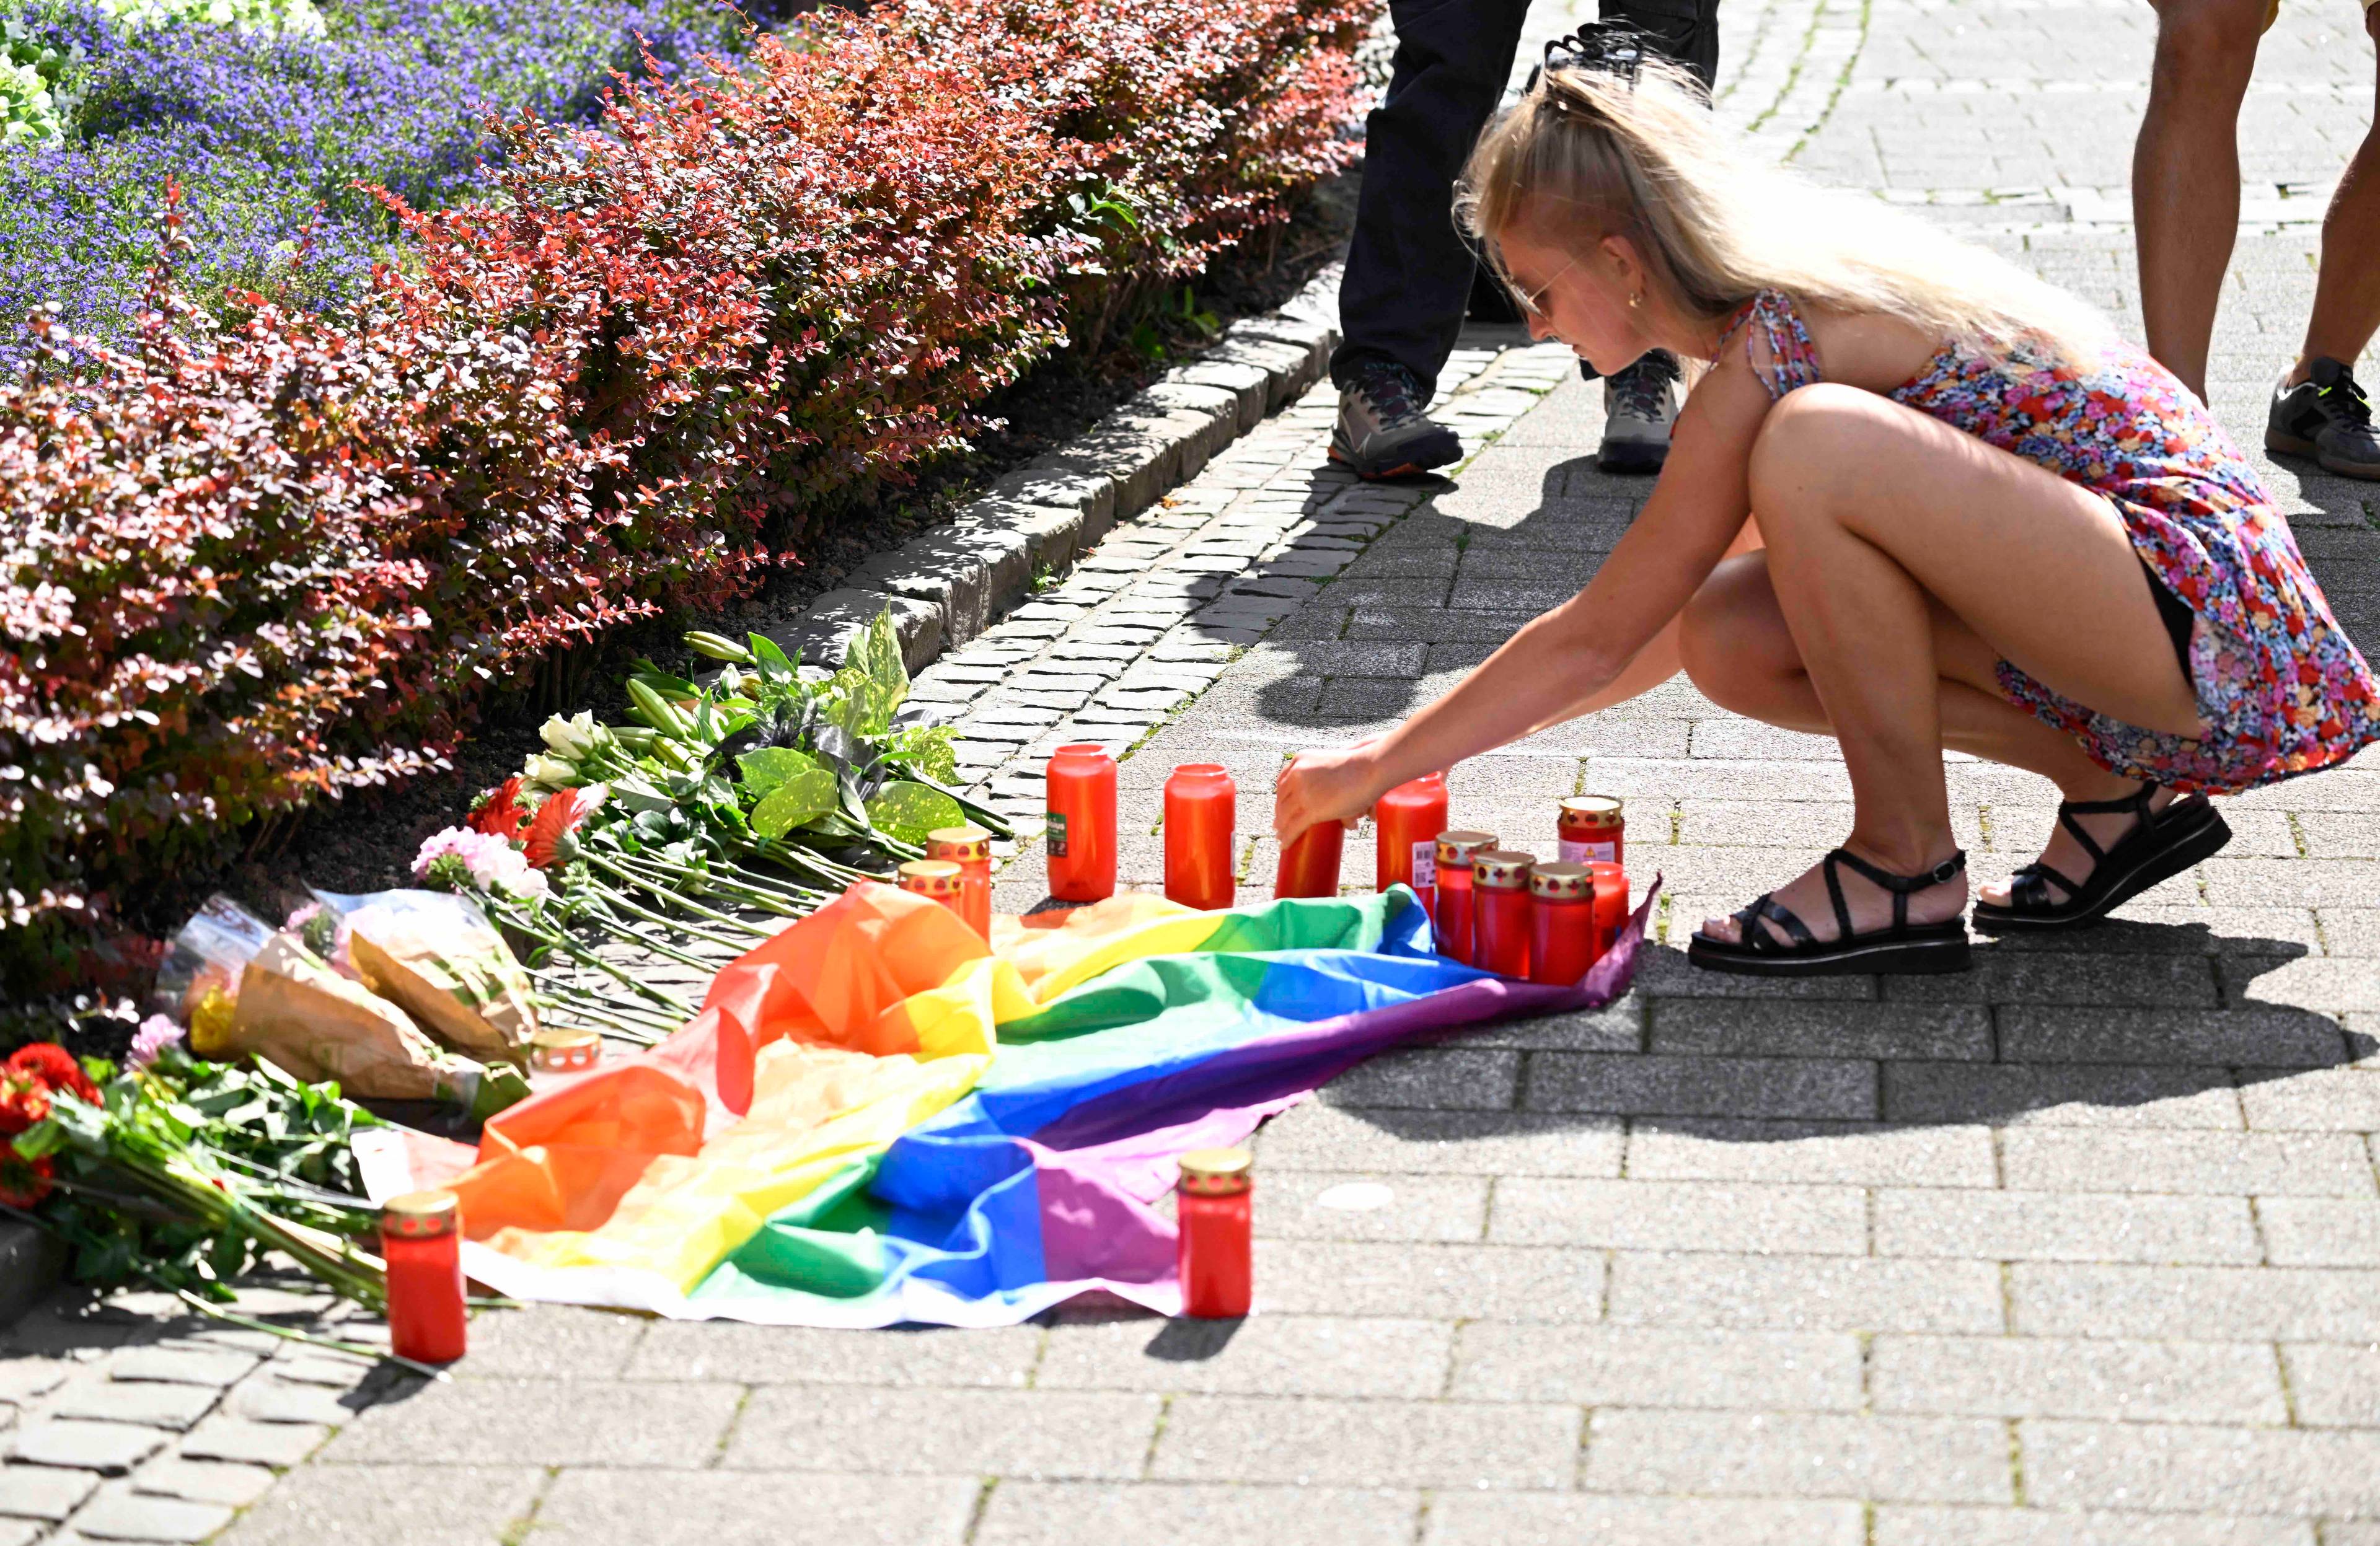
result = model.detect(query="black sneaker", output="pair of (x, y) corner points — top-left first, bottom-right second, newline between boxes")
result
(1330, 362), (1463, 480)
(1599, 349), (1681, 475)
(2267, 356), (2380, 480)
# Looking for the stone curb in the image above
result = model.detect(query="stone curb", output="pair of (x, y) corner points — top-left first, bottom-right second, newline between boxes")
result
(760, 265), (1344, 677)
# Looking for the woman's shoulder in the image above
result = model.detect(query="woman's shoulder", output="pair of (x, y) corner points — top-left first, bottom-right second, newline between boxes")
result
(1792, 304), (1949, 393)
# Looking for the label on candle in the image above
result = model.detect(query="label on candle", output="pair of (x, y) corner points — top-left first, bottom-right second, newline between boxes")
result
(1558, 838), (1618, 865)
(1410, 841), (1436, 889)
(1045, 813), (1069, 857)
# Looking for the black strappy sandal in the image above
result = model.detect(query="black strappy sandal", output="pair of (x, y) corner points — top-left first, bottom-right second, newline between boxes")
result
(1972, 781), (2231, 933)
(1688, 848), (1973, 977)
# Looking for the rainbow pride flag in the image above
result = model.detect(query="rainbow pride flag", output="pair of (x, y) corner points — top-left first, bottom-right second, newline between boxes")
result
(436, 881), (1649, 1325)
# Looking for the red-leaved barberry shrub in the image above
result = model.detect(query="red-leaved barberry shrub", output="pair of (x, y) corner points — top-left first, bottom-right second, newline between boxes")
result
(0, 0), (1374, 1016)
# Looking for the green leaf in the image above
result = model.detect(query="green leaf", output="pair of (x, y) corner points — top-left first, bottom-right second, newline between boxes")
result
(863, 781), (965, 846)
(734, 747), (818, 798)
(855, 607), (909, 719)
(749, 633), (796, 685)
(749, 770), (839, 839)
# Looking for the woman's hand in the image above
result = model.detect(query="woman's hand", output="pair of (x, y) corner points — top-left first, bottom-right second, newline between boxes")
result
(1274, 742), (1386, 841)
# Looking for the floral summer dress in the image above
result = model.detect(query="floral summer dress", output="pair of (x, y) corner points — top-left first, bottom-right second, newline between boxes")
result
(1724, 289), (2380, 795)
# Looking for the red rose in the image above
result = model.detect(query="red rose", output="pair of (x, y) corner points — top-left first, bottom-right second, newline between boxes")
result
(0, 1071), (51, 1136)
(6, 1044), (99, 1105)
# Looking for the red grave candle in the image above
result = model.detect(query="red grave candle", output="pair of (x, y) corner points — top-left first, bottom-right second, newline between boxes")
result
(1375, 772), (1449, 903)
(1176, 1147), (1253, 1319)
(1045, 744), (1117, 903)
(1528, 861), (1598, 985)
(1431, 830), (1496, 965)
(925, 825), (994, 942)
(381, 1190), (467, 1364)
(1558, 795), (1626, 868)
(1471, 849), (1535, 978)
(897, 859), (969, 928)
(1165, 764), (1238, 911)
(1591, 861), (1629, 955)
(1274, 819), (1343, 900)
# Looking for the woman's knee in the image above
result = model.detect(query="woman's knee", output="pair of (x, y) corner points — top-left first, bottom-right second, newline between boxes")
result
(1678, 555), (1794, 705)
(1745, 384), (1892, 524)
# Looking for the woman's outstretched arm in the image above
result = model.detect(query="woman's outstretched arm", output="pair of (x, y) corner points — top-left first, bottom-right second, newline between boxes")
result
(1274, 352), (1774, 837)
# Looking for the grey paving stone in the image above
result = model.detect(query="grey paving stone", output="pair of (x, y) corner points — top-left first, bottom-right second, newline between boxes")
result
(1450, 1322), (1862, 1410)
(1998, 1007), (2351, 1066)
(1622, 1118), (1998, 1186)
(1424, 1493), (1865, 1546)
(1150, 1395), (1577, 1489)
(1318, 1047), (1520, 1110)
(626, 1320), (1042, 1387)
(46, 1378), (219, 1431)
(103, 1350), (257, 1388)
(2011, 1265), (2380, 1341)
(8, 1423), (165, 1476)
(2259, 1197), (2380, 1266)
(1889, 950), (2224, 1008)
(229, 1379), (360, 1426)
(1247, 1104), (1624, 1177)
(1257, 1170), (1489, 1242)
(1998, 1129), (2378, 1196)
(1583, 1408), (2014, 1503)
(2022, 1417), (2380, 1515)
(71, 1483), (232, 1543)
(1648, 1000), (1993, 1060)
(0, 1462), (100, 1520)
(320, 1377), (739, 1468)
(979, 1481), (1416, 1546)
(1870, 1335), (2288, 1423)
(2280, 1342), (2380, 1427)
(1882, 1062), (2246, 1129)
(722, 1387), (1158, 1479)
(175, 1416), (329, 1469)
(1036, 1314), (1450, 1398)
(1489, 1177), (1868, 1254)
(1873, 1188), (2262, 1263)
(532, 1467), (977, 1546)
(0, 1366), (67, 1406)
(216, 1463), (544, 1546)
(1871, 1506), (2314, 1545)
(1605, 1252), (2006, 1333)
(129, 1459), (275, 1508)
(1463, 999), (1645, 1052)
(0, 1521), (32, 1546)
(1523, 1052), (1879, 1120)
(2237, 1067), (2380, 1130)
(1250, 1241), (1605, 1322)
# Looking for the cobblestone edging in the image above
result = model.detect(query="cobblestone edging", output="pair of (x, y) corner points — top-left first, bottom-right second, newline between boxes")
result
(0, 1288), (392, 1545)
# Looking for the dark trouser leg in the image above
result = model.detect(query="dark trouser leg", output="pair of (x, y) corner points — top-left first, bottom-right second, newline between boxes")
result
(1579, 0), (1722, 380)
(1331, 0), (1533, 405)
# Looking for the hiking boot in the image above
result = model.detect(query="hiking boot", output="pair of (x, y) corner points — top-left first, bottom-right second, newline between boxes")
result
(2267, 356), (2380, 480)
(1330, 362), (1463, 480)
(1599, 349), (1681, 474)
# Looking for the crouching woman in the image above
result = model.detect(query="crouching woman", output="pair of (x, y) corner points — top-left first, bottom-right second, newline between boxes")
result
(1272, 48), (2380, 976)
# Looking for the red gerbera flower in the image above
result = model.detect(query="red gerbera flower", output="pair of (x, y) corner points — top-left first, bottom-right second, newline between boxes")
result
(467, 776), (530, 840)
(0, 1149), (55, 1210)
(522, 784), (606, 869)
(6, 1044), (99, 1105)
(0, 1070), (51, 1136)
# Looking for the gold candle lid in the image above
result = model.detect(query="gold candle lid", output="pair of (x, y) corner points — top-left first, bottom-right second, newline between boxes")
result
(381, 1189), (460, 1239)
(531, 1027), (599, 1053)
(1472, 849), (1536, 890)
(1177, 1146), (1253, 1195)
(1529, 861), (1593, 901)
(896, 859), (964, 897)
(1559, 795), (1624, 832)
(925, 825), (993, 864)
(1435, 830), (1497, 864)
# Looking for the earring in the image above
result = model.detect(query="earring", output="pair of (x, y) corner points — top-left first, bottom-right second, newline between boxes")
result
(1628, 292), (1642, 310)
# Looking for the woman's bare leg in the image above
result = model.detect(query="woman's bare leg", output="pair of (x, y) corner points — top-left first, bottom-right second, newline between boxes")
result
(1680, 385), (2200, 944)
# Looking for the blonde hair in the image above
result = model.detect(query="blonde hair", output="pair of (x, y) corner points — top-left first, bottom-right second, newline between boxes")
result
(1458, 59), (2110, 367)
